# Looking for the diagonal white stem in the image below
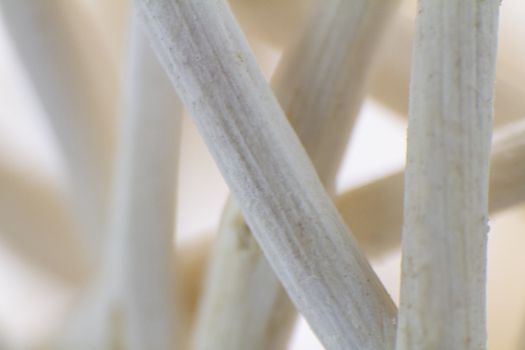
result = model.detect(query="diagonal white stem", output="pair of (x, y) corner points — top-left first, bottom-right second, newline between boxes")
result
(396, 1), (500, 349)
(192, 1), (399, 349)
(137, 0), (397, 348)
(173, 115), (525, 308)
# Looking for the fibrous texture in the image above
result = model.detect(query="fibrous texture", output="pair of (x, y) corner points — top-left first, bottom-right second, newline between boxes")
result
(396, 1), (500, 349)
(136, 0), (397, 348)
(192, 1), (399, 348)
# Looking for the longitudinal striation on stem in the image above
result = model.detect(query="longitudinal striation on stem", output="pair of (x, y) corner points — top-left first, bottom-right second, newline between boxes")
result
(137, 0), (397, 348)
(396, 0), (500, 349)
(192, 0), (400, 349)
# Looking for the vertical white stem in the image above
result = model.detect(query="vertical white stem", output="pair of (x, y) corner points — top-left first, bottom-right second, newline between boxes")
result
(54, 15), (182, 350)
(0, 0), (118, 256)
(137, 0), (397, 348)
(192, 1), (399, 349)
(108, 16), (182, 350)
(397, 1), (500, 349)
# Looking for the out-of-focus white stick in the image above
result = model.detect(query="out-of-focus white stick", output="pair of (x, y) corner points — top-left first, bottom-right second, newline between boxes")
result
(0, 0), (118, 257)
(53, 16), (182, 350)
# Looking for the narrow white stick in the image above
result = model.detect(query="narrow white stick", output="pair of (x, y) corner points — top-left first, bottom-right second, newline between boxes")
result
(396, 1), (500, 349)
(107, 17), (182, 350)
(192, 1), (399, 349)
(0, 163), (88, 283)
(137, 0), (397, 348)
(0, 0), (118, 256)
(54, 17), (182, 350)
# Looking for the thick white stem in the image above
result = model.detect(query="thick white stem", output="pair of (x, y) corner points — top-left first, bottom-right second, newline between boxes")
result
(192, 1), (399, 349)
(396, 1), (500, 349)
(0, 0), (118, 256)
(54, 16), (182, 350)
(137, 0), (397, 349)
